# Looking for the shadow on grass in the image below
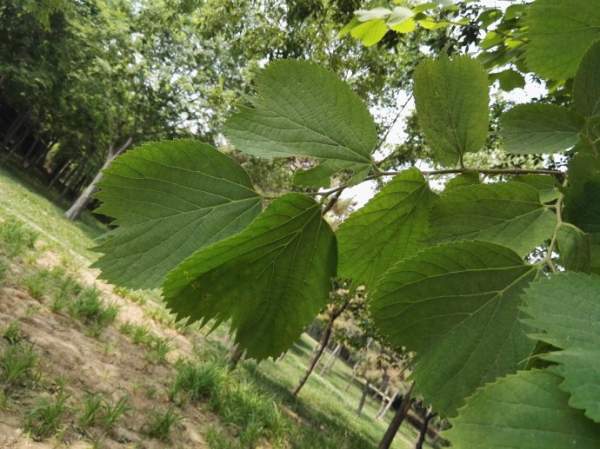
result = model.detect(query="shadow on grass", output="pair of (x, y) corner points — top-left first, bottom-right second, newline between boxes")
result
(243, 364), (379, 449)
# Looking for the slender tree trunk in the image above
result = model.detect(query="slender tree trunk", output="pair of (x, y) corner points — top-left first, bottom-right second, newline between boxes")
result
(65, 137), (132, 220)
(357, 380), (370, 416)
(228, 344), (244, 371)
(378, 383), (415, 449)
(415, 411), (436, 449)
(319, 342), (341, 375)
(292, 300), (349, 397)
(22, 137), (39, 167)
(49, 161), (70, 188)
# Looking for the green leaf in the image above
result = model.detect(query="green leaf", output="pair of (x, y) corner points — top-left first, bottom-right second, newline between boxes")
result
(163, 193), (336, 360)
(337, 168), (436, 289)
(93, 140), (262, 289)
(371, 241), (537, 416)
(523, 272), (600, 422)
(414, 55), (489, 166)
(430, 182), (556, 257)
(446, 369), (600, 449)
(501, 104), (584, 154)
(350, 19), (388, 46)
(513, 174), (560, 204)
(293, 160), (368, 188)
(489, 69), (525, 92)
(444, 172), (480, 192)
(526, 0), (600, 80)
(557, 223), (591, 272)
(224, 60), (375, 181)
(565, 149), (600, 234)
(574, 41), (600, 118)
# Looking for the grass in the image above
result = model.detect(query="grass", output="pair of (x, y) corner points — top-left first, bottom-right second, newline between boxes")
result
(0, 217), (38, 259)
(77, 393), (130, 432)
(0, 256), (8, 285)
(68, 287), (118, 336)
(0, 342), (38, 389)
(144, 407), (182, 441)
(170, 359), (286, 448)
(3, 321), (23, 344)
(24, 391), (69, 440)
(120, 321), (171, 364)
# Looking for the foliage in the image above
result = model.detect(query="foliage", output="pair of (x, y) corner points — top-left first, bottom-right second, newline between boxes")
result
(67, 287), (118, 336)
(0, 342), (38, 389)
(144, 407), (182, 441)
(91, 0), (600, 447)
(0, 218), (37, 259)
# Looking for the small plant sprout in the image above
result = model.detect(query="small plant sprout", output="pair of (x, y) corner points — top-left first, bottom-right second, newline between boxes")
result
(0, 342), (38, 389)
(3, 321), (23, 344)
(144, 407), (182, 441)
(24, 391), (69, 441)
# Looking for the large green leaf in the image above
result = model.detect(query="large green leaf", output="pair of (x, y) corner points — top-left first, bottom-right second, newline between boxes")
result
(224, 60), (375, 182)
(413, 54), (489, 166)
(500, 104), (584, 154)
(430, 182), (556, 257)
(565, 149), (600, 234)
(446, 370), (600, 449)
(526, 0), (600, 80)
(371, 241), (537, 416)
(163, 193), (337, 360)
(523, 272), (600, 422)
(574, 41), (600, 117)
(557, 223), (591, 272)
(337, 168), (436, 288)
(513, 174), (560, 204)
(93, 140), (262, 289)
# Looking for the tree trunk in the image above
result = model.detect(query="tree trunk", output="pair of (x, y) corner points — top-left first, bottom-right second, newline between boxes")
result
(378, 383), (415, 449)
(49, 161), (70, 188)
(292, 300), (349, 397)
(415, 411), (436, 449)
(357, 380), (370, 416)
(65, 137), (131, 220)
(228, 344), (244, 371)
(319, 342), (341, 375)
(1, 113), (26, 149)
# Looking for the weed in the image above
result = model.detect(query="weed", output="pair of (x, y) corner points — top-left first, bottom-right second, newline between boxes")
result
(24, 391), (68, 440)
(101, 395), (130, 430)
(170, 360), (284, 447)
(0, 390), (6, 409)
(78, 393), (103, 430)
(22, 269), (53, 300)
(0, 342), (38, 388)
(68, 287), (117, 336)
(120, 322), (170, 364)
(170, 361), (222, 403)
(146, 336), (171, 364)
(0, 257), (8, 285)
(0, 218), (37, 258)
(3, 321), (23, 344)
(51, 274), (82, 312)
(144, 407), (181, 441)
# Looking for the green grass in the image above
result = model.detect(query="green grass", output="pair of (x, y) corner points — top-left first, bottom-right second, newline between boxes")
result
(24, 391), (69, 440)
(144, 407), (181, 441)
(100, 395), (130, 430)
(120, 321), (171, 364)
(68, 287), (118, 336)
(0, 217), (38, 259)
(77, 393), (130, 432)
(0, 342), (38, 389)
(3, 321), (23, 345)
(78, 393), (104, 430)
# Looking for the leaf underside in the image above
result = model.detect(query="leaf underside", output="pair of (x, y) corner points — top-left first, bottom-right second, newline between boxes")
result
(526, 0), (600, 80)
(337, 168), (437, 289)
(522, 272), (600, 422)
(93, 140), (262, 289)
(371, 240), (537, 416)
(446, 370), (600, 449)
(224, 60), (375, 183)
(430, 181), (556, 257)
(163, 193), (337, 361)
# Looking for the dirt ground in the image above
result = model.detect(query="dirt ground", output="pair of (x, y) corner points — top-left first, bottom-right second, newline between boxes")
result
(0, 249), (223, 449)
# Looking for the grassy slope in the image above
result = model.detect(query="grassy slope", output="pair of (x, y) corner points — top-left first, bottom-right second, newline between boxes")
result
(0, 167), (427, 449)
